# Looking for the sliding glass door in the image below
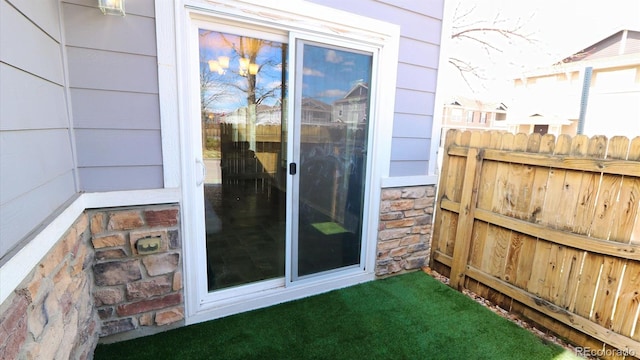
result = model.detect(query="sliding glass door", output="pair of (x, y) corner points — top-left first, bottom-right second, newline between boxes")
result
(198, 29), (288, 291)
(196, 26), (373, 292)
(292, 41), (373, 279)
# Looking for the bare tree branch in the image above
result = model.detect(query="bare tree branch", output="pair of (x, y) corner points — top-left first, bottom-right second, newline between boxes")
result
(447, 2), (538, 93)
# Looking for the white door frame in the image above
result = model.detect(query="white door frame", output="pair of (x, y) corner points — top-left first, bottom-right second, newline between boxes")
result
(161, 0), (400, 325)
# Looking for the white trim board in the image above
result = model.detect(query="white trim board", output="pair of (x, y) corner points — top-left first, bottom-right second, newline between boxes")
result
(186, 271), (374, 325)
(0, 188), (181, 305)
(381, 175), (438, 188)
(156, 0), (182, 188)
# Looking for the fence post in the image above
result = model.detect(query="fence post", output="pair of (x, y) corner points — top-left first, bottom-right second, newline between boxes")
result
(449, 147), (484, 290)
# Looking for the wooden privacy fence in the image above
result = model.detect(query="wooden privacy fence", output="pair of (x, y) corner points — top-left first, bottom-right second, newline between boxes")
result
(430, 130), (640, 356)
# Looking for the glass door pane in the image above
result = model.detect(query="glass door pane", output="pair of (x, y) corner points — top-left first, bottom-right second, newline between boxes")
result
(294, 42), (372, 278)
(198, 30), (288, 291)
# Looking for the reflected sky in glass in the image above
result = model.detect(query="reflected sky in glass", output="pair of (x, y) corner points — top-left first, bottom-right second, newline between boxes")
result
(199, 30), (285, 112)
(199, 31), (373, 113)
(302, 45), (372, 104)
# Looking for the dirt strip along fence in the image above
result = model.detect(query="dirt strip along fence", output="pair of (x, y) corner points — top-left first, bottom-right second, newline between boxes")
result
(430, 130), (640, 358)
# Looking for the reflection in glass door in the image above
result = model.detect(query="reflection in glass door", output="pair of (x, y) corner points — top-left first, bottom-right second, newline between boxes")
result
(293, 42), (373, 279)
(198, 30), (288, 291)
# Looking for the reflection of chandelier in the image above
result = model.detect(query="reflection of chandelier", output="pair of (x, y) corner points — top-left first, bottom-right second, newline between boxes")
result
(208, 56), (229, 75)
(208, 56), (258, 76)
(238, 58), (259, 76)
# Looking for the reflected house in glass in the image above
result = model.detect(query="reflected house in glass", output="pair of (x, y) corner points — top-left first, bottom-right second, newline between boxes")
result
(333, 82), (369, 124)
(222, 104), (283, 125)
(301, 98), (332, 123)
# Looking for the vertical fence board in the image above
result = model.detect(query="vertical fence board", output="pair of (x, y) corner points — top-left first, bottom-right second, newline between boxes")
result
(502, 135), (544, 287)
(612, 261), (640, 338)
(433, 130), (458, 259)
(590, 173), (623, 239)
(527, 239), (553, 297)
(499, 136), (528, 286)
(514, 135), (555, 289)
(545, 243), (567, 303)
(574, 253), (605, 319)
(611, 177), (640, 243)
(468, 133), (494, 269)
(530, 136), (571, 300)
(443, 211), (458, 257)
(444, 131), (469, 256)
(572, 135), (598, 235)
(557, 249), (584, 311)
(450, 144), (482, 290)
(631, 137), (640, 245)
(503, 231), (523, 284)
(592, 255), (626, 329)
(612, 137), (640, 244)
(469, 220), (488, 269)
(485, 134), (515, 278)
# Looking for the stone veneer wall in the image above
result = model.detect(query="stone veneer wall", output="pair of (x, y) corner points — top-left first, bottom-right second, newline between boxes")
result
(0, 204), (184, 359)
(89, 205), (184, 342)
(0, 213), (99, 360)
(376, 185), (436, 276)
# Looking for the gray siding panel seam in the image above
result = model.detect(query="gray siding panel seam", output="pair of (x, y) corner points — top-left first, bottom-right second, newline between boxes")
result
(0, 173), (77, 259)
(0, 127), (70, 133)
(398, 60), (438, 71)
(0, 170), (75, 210)
(375, 0), (444, 20)
(400, 35), (441, 48)
(395, 86), (435, 93)
(64, 44), (158, 59)
(0, 61), (65, 88)
(61, 0), (155, 18)
(394, 111), (435, 117)
(392, 135), (432, 139)
(77, 165), (163, 169)
(1, 168), (75, 206)
(374, 0), (444, 20)
(68, 87), (159, 96)
(74, 127), (160, 131)
(57, 0), (82, 195)
(4, 1), (61, 44)
(62, 2), (155, 19)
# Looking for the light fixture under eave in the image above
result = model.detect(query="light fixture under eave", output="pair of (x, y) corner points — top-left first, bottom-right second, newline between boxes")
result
(99, 0), (125, 16)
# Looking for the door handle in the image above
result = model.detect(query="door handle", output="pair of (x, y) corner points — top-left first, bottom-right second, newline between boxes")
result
(196, 158), (206, 186)
(289, 162), (297, 175)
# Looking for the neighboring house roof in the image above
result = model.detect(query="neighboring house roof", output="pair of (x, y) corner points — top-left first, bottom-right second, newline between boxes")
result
(508, 29), (640, 126)
(301, 97), (332, 111)
(444, 96), (507, 112)
(521, 29), (640, 78)
(504, 113), (573, 126)
(331, 82), (369, 107)
(559, 29), (640, 63)
(343, 82), (369, 100)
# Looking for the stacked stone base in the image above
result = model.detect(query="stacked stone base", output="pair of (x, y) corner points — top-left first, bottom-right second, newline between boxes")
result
(90, 205), (184, 342)
(0, 204), (184, 359)
(376, 185), (436, 276)
(0, 214), (98, 360)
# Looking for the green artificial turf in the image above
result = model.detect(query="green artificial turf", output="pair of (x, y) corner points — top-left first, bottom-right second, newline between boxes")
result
(94, 272), (580, 360)
(311, 221), (349, 235)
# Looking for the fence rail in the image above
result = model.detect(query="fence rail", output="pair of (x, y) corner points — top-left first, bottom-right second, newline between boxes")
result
(430, 130), (640, 357)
